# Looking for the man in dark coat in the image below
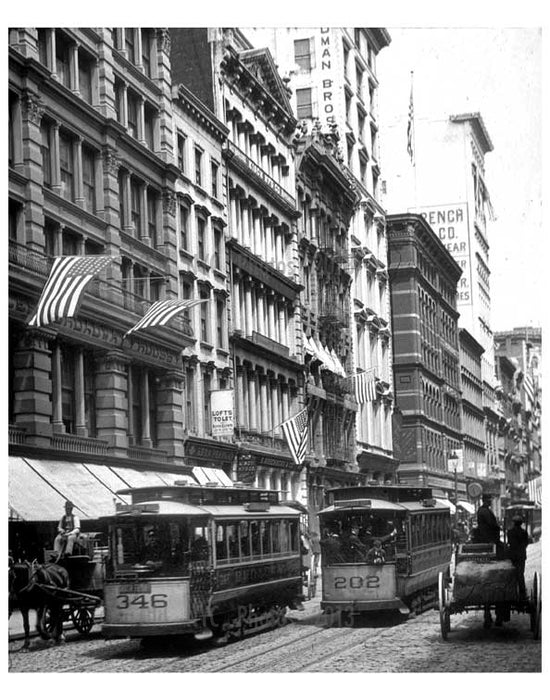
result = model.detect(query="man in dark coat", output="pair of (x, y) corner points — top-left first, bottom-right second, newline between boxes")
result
(507, 515), (529, 599)
(476, 494), (501, 545)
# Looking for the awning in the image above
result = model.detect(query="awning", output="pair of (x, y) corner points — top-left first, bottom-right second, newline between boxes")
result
(192, 466), (233, 486)
(435, 498), (456, 514)
(8, 457), (198, 522)
(457, 500), (476, 514)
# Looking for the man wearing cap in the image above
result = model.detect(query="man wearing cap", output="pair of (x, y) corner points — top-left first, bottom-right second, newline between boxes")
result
(54, 500), (81, 557)
(476, 494), (501, 546)
(507, 515), (529, 599)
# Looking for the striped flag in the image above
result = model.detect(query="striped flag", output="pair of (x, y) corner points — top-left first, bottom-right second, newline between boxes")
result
(523, 373), (536, 406)
(28, 255), (112, 327)
(353, 369), (377, 404)
(528, 477), (542, 506)
(124, 298), (208, 337)
(407, 72), (414, 163)
(281, 408), (309, 466)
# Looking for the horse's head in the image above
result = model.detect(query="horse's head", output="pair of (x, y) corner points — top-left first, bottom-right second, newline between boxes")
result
(9, 561), (33, 598)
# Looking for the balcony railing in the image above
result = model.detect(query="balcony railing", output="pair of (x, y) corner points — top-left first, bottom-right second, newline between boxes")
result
(8, 425), (26, 445)
(127, 445), (169, 462)
(51, 433), (109, 456)
(9, 240), (51, 275)
(239, 429), (288, 452)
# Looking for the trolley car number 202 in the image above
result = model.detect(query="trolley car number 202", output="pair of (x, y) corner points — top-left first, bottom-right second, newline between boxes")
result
(333, 575), (380, 589)
(116, 593), (168, 609)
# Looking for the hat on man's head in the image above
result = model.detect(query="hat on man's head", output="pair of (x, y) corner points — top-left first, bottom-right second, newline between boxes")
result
(481, 493), (492, 502)
(65, 500), (74, 508)
(512, 514), (524, 523)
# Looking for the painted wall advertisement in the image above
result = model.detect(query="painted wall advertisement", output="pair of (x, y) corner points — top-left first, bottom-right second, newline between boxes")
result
(412, 203), (472, 306)
(210, 389), (234, 437)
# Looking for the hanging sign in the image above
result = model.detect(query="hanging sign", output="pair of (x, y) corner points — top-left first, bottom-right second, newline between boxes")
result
(210, 389), (234, 437)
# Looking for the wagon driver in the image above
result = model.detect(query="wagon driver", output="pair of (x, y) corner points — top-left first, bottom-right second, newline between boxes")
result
(54, 500), (81, 558)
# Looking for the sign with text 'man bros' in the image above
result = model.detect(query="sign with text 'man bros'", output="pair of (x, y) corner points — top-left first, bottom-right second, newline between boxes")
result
(210, 389), (234, 437)
(411, 203), (472, 305)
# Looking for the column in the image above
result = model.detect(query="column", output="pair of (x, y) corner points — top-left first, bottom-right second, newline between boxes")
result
(120, 83), (128, 129)
(241, 200), (250, 248)
(247, 370), (257, 431)
(51, 344), (64, 433)
(229, 194), (238, 239)
(74, 136), (84, 207)
(139, 183), (148, 242)
(94, 351), (129, 455)
(51, 122), (61, 195)
(70, 43), (79, 93)
(232, 272), (242, 331)
(140, 368), (152, 447)
(137, 96), (146, 145)
(270, 377), (280, 435)
(155, 370), (185, 462)
(236, 365), (246, 429)
(257, 286), (266, 336)
(260, 374), (269, 433)
(281, 383), (289, 423)
(244, 278), (253, 336)
(278, 298), (286, 345)
(48, 30), (57, 79)
(74, 348), (87, 436)
(267, 292), (276, 338)
(253, 208), (262, 257)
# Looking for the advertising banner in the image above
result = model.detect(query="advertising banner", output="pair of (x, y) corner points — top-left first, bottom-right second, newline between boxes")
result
(210, 389), (234, 437)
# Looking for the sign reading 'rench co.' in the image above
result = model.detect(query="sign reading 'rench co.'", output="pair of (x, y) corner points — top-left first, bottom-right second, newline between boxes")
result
(415, 203), (472, 305)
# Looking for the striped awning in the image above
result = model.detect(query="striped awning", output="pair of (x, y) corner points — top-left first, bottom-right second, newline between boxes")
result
(192, 466), (233, 486)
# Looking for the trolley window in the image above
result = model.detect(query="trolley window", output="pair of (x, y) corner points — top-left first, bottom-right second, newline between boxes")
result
(214, 518), (300, 564)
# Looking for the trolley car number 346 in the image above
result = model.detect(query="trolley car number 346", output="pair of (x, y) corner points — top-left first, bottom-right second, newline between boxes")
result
(333, 575), (380, 589)
(116, 593), (168, 608)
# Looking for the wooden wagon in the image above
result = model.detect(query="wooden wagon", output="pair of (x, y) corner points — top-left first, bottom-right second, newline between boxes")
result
(438, 542), (541, 640)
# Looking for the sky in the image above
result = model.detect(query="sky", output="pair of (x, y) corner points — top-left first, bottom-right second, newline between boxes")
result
(376, 27), (543, 333)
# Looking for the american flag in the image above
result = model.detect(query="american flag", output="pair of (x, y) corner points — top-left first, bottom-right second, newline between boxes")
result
(28, 255), (112, 327)
(124, 298), (208, 337)
(281, 408), (309, 466)
(353, 369), (377, 404)
(523, 373), (536, 406)
(528, 477), (542, 506)
(407, 73), (414, 163)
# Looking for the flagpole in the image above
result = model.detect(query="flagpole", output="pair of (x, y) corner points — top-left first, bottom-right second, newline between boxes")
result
(410, 70), (418, 210)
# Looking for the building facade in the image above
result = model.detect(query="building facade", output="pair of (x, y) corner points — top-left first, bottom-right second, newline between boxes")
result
(386, 213), (464, 498)
(8, 28), (204, 552)
(170, 28), (308, 502)
(245, 26), (397, 482)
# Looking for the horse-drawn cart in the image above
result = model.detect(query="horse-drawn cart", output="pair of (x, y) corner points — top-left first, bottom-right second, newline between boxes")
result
(438, 542), (541, 640)
(38, 532), (107, 639)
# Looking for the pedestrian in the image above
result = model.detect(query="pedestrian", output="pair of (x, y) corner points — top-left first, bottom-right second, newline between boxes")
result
(53, 500), (81, 558)
(507, 515), (529, 599)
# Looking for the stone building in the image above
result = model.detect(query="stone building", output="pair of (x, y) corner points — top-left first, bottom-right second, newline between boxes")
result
(170, 28), (307, 500)
(8, 28), (202, 551)
(386, 213), (464, 498)
(247, 27), (397, 484)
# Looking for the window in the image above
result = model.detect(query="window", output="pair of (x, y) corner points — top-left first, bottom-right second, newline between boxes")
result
(118, 170), (127, 226)
(199, 288), (209, 342)
(197, 216), (206, 260)
(82, 147), (96, 213)
(9, 93), (18, 167)
(216, 298), (225, 347)
(59, 132), (74, 201)
(179, 203), (189, 250)
(186, 366), (196, 432)
(213, 226), (223, 270)
(9, 199), (22, 242)
(294, 38), (312, 71)
(78, 50), (93, 103)
(141, 30), (152, 76)
(83, 352), (97, 437)
(211, 161), (219, 198)
(177, 133), (186, 172)
(60, 346), (76, 433)
(114, 79), (124, 124)
(144, 105), (155, 150)
(37, 29), (49, 67)
(296, 88), (313, 119)
(55, 33), (71, 88)
(125, 28), (136, 64)
(127, 91), (139, 139)
(40, 121), (52, 187)
(194, 147), (203, 186)
(203, 370), (212, 433)
(147, 189), (158, 244)
(130, 179), (141, 235)
(180, 276), (192, 301)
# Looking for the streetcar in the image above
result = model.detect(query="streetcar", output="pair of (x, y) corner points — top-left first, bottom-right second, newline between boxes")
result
(503, 501), (542, 543)
(318, 485), (452, 622)
(101, 481), (303, 642)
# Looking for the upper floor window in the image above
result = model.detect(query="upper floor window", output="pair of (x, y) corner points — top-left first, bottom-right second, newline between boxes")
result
(147, 189), (158, 244)
(55, 33), (71, 88)
(211, 161), (219, 199)
(194, 147), (203, 187)
(125, 28), (137, 64)
(216, 298), (225, 347)
(130, 178), (141, 234)
(177, 133), (186, 172)
(197, 216), (206, 260)
(296, 88), (313, 119)
(127, 91), (139, 139)
(37, 28), (49, 66)
(144, 104), (156, 150)
(59, 132), (74, 201)
(82, 146), (96, 213)
(213, 226), (223, 270)
(179, 203), (189, 250)
(78, 50), (94, 103)
(294, 38), (313, 71)
(141, 30), (152, 76)
(199, 288), (210, 342)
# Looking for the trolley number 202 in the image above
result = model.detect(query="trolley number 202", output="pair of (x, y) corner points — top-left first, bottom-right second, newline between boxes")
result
(333, 575), (380, 590)
(116, 593), (168, 609)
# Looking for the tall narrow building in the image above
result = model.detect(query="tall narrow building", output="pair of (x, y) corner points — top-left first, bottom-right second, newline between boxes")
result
(246, 26), (397, 483)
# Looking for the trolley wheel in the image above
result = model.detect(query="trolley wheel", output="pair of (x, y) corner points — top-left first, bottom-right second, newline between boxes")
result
(70, 605), (96, 635)
(438, 571), (450, 640)
(530, 572), (541, 640)
(36, 605), (54, 640)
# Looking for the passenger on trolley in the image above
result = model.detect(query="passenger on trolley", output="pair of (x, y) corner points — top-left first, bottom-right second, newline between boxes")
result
(365, 539), (386, 565)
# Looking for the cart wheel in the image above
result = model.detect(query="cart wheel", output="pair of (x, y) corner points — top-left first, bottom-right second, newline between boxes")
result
(438, 571), (450, 640)
(531, 572), (541, 640)
(70, 605), (96, 635)
(37, 605), (54, 639)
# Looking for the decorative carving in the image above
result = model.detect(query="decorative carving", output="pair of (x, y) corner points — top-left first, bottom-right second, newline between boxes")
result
(162, 189), (177, 217)
(156, 28), (171, 54)
(102, 146), (120, 176)
(22, 92), (44, 126)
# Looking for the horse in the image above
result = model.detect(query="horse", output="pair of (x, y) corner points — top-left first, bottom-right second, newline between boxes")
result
(9, 560), (70, 649)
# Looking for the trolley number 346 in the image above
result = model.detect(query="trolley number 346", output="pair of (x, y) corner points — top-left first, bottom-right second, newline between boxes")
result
(116, 594), (168, 609)
(334, 575), (380, 589)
